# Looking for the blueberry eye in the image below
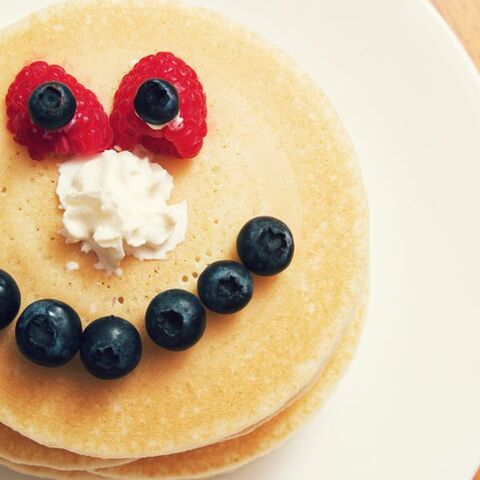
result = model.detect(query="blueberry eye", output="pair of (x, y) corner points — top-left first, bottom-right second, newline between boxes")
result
(28, 82), (77, 130)
(134, 79), (179, 126)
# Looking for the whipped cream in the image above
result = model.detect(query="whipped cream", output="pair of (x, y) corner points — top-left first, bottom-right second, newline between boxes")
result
(56, 150), (187, 276)
(65, 261), (79, 271)
(146, 114), (184, 131)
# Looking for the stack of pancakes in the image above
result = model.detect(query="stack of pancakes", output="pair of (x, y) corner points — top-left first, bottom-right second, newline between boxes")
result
(0, 1), (368, 478)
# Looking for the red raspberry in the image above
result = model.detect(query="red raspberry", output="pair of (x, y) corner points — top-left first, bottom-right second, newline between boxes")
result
(110, 52), (207, 159)
(6, 61), (113, 161)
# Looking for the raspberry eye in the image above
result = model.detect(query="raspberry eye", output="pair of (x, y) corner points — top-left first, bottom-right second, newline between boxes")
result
(5, 61), (113, 160)
(110, 52), (208, 159)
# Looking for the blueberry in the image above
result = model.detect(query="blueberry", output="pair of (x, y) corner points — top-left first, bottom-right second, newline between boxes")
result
(80, 316), (142, 380)
(28, 82), (77, 130)
(198, 261), (253, 314)
(237, 217), (294, 276)
(0, 269), (21, 330)
(146, 289), (206, 351)
(134, 79), (179, 126)
(15, 299), (82, 367)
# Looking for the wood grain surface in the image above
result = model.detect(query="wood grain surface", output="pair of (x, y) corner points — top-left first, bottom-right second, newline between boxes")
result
(430, 2), (479, 478)
(431, 0), (480, 69)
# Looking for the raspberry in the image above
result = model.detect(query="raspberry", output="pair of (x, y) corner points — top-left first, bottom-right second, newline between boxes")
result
(110, 53), (207, 159)
(6, 61), (113, 161)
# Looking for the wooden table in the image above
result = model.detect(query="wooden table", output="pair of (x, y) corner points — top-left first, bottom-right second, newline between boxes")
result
(432, 0), (480, 70)
(430, 2), (479, 478)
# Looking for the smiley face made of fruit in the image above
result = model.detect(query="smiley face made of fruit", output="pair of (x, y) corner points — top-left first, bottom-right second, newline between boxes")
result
(0, 53), (294, 380)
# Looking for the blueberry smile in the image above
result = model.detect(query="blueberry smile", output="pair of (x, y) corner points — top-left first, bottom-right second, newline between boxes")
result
(237, 217), (294, 276)
(80, 316), (142, 380)
(199, 261), (254, 315)
(4, 216), (293, 379)
(146, 290), (206, 351)
(16, 299), (82, 367)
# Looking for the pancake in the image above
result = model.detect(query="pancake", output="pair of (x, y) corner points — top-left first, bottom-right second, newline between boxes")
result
(0, 299), (365, 480)
(0, 424), (130, 471)
(0, 0), (368, 459)
(0, 457), (104, 480)
(93, 302), (366, 480)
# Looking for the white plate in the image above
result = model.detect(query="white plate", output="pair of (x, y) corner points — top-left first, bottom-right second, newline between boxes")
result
(1, 1), (479, 479)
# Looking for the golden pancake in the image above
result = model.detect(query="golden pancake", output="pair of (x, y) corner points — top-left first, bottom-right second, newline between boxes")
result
(93, 302), (366, 479)
(0, 424), (130, 471)
(0, 0), (368, 459)
(0, 299), (364, 479)
(0, 457), (103, 480)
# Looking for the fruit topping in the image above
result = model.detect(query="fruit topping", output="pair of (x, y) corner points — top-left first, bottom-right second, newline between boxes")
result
(110, 52), (207, 158)
(6, 61), (113, 160)
(146, 289), (206, 351)
(198, 261), (253, 314)
(134, 79), (179, 126)
(80, 316), (142, 380)
(15, 299), (82, 367)
(28, 82), (76, 130)
(237, 217), (294, 276)
(0, 269), (21, 330)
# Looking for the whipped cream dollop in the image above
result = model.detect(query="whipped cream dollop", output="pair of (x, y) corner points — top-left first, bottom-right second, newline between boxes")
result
(56, 150), (187, 276)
